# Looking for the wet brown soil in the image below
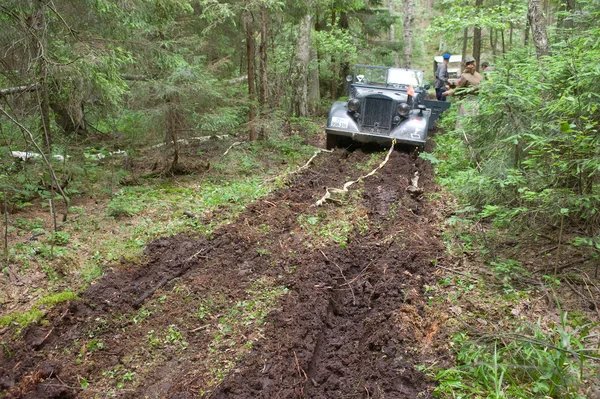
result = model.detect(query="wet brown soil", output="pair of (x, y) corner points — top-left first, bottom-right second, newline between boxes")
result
(0, 144), (452, 398)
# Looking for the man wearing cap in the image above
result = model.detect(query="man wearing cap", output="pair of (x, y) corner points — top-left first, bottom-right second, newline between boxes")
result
(434, 53), (451, 101)
(443, 55), (483, 129)
(443, 55), (482, 98)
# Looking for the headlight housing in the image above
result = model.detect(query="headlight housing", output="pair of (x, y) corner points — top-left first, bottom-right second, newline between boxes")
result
(397, 103), (410, 117)
(348, 98), (360, 112)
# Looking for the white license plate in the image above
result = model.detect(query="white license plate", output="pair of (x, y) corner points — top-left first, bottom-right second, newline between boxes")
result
(331, 117), (349, 129)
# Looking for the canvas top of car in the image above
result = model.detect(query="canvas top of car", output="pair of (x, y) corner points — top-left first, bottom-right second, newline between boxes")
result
(351, 64), (424, 88)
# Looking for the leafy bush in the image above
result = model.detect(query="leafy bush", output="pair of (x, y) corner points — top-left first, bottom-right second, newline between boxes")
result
(434, 312), (599, 398)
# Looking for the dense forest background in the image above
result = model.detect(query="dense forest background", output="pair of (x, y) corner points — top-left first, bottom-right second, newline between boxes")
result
(1, 0), (600, 397)
(2, 0), (598, 264)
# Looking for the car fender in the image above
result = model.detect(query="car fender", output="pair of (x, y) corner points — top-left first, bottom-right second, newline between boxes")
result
(326, 101), (360, 132)
(390, 110), (430, 142)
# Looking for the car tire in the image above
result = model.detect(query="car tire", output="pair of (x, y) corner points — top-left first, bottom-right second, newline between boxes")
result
(326, 133), (338, 150)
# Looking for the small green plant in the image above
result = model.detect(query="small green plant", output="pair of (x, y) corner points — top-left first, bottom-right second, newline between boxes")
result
(79, 377), (89, 389)
(434, 312), (599, 398)
(102, 365), (137, 389)
(490, 258), (528, 291)
(49, 231), (70, 245)
(133, 308), (152, 324)
(86, 339), (104, 352)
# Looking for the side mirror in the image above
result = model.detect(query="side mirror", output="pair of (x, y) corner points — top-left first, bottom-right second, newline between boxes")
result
(424, 84), (430, 90)
(346, 75), (353, 82)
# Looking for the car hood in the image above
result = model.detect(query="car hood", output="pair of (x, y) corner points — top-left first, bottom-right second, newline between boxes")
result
(353, 86), (410, 103)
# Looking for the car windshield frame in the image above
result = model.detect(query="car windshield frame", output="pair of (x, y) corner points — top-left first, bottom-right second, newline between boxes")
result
(352, 65), (423, 87)
(387, 68), (423, 87)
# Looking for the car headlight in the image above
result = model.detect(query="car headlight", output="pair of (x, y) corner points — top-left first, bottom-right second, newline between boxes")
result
(397, 103), (410, 117)
(348, 98), (360, 112)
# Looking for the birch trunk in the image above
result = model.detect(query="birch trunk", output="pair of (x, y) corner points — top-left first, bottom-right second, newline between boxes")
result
(527, 0), (551, 58)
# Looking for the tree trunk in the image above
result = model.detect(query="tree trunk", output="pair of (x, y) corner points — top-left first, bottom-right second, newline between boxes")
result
(258, 3), (269, 107)
(389, 0), (399, 67)
(33, 3), (52, 149)
(308, 46), (320, 114)
(490, 28), (496, 58)
(524, 19), (530, 46)
(49, 102), (87, 134)
(291, 12), (311, 117)
(165, 100), (180, 174)
(244, 10), (257, 141)
(402, 0), (414, 68)
(528, 0), (551, 58)
(461, 28), (468, 67)
(473, 0), (483, 70)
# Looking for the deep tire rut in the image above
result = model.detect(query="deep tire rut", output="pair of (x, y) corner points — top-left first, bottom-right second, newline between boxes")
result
(1, 148), (452, 399)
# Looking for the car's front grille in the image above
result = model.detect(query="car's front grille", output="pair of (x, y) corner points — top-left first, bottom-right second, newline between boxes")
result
(362, 97), (393, 130)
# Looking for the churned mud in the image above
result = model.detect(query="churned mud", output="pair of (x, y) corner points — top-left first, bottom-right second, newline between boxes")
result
(1, 143), (452, 398)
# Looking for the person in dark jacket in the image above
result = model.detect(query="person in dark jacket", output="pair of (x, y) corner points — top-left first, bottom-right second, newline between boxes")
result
(434, 53), (451, 101)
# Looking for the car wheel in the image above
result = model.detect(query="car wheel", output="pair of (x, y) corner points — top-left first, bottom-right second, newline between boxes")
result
(326, 134), (338, 150)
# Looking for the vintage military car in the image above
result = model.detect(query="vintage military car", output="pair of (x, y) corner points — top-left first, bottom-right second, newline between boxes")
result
(326, 64), (449, 150)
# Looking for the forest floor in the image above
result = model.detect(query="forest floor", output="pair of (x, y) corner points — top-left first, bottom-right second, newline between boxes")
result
(1, 130), (599, 398)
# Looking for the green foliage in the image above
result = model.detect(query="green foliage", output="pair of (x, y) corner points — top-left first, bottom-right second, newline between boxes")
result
(435, 313), (599, 398)
(0, 290), (78, 329)
(432, 2), (600, 243)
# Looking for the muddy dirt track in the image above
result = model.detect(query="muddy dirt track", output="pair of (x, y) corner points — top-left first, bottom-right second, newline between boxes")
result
(1, 145), (452, 398)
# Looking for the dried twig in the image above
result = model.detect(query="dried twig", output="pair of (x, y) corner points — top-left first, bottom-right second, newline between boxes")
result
(533, 257), (593, 274)
(435, 264), (479, 281)
(293, 350), (307, 383)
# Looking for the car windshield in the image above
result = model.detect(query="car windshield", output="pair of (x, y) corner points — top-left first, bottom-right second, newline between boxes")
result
(387, 68), (422, 86)
(354, 66), (388, 85)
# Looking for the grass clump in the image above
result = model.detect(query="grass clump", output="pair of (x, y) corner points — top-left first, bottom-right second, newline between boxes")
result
(434, 312), (599, 399)
(0, 290), (78, 329)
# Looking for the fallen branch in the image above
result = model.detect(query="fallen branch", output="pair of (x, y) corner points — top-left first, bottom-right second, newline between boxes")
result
(533, 257), (593, 274)
(0, 84), (39, 97)
(315, 142), (395, 206)
(222, 141), (243, 157)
